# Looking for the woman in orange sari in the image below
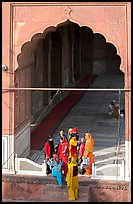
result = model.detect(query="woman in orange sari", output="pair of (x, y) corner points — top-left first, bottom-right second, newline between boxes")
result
(83, 132), (94, 175)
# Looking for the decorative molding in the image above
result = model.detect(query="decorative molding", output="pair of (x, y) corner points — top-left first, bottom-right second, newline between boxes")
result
(64, 6), (72, 19)
(10, 2), (128, 7)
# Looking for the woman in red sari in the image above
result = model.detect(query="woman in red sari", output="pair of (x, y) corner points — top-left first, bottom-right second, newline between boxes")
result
(58, 136), (69, 176)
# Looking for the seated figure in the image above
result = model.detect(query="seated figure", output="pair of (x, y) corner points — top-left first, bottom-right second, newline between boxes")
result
(108, 100), (119, 119)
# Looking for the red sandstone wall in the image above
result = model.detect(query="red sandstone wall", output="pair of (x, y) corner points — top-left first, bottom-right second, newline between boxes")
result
(2, 181), (46, 201)
(10, 2), (128, 72)
(2, 2), (131, 136)
(89, 186), (131, 202)
(2, 181), (131, 202)
(2, 175), (131, 202)
(2, 3), (12, 135)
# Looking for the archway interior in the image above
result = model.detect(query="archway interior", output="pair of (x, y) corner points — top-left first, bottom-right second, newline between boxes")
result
(14, 20), (124, 133)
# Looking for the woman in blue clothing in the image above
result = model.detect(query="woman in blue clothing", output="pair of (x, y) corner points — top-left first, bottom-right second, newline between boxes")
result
(46, 153), (63, 188)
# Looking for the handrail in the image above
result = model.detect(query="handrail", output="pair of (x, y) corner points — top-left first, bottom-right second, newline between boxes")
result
(2, 88), (131, 91)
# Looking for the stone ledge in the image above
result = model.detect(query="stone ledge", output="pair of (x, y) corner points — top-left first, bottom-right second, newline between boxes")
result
(2, 174), (129, 190)
(2, 174), (131, 202)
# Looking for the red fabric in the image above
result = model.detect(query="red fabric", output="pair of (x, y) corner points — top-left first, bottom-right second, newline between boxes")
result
(58, 141), (69, 176)
(71, 145), (77, 158)
(58, 141), (69, 158)
(62, 157), (68, 176)
(72, 127), (78, 133)
(62, 135), (68, 143)
(44, 142), (51, 159)
(31, 74), (97, 150)
(78, 143), (85, 159)
(73, 166), (78, 177)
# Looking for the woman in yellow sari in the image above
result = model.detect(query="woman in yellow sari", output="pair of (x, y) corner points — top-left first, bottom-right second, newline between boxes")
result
(68, 134), (78, 159)
(66, 157), (78, 200)
(83, 132), (94, 175)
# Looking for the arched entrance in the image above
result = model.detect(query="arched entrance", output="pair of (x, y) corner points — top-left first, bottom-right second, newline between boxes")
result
(14, 20), (123, 166)
(2, 2), (131, 182)
(14, 20), (124, 157)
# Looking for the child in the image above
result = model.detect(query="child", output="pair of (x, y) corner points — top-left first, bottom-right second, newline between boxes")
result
(46, 153), (63, 188)
(78, 137), (85, 175)
(56, 129), (68, 149)
(58, 137), (69, 176)
(78, 137), (85, 163)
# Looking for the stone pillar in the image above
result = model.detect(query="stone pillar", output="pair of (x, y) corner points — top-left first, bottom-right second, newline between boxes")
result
(124, 2), (131, 182)
(2, 2), (15, 174)
(79, 35), (82, 76)
(48, 36), (52, 102)
(71, 36), (75, 83)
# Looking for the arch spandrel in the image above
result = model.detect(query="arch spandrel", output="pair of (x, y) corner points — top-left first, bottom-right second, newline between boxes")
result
(13, 4), (127, 72)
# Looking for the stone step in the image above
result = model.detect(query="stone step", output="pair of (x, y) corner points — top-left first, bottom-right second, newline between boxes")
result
(28, 150), (44, 163)
(44, 184), (89, 202)
(28, 153), (38, 161)
(45, 184), (89, 193)
(43, 195), (88, 202)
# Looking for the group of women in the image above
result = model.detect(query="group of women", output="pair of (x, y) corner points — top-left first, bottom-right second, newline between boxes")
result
(44, 127), (94, 200)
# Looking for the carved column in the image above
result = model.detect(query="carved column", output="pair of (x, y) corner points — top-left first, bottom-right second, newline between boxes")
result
(48, 35), (52, 102)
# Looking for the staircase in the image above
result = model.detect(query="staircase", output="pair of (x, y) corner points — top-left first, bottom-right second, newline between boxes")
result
(28, 74), (125, 179)
(43, 184), (89, 202)
(28, 150), (45, 164)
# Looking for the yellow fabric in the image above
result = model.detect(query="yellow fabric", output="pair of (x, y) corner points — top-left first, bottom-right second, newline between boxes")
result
(66, 157), (77, 187)
(68, 184), (78, 200)
(68, 128), (73, 140)
(69, 138), (77, 158)
(69, 138), (77, 147)
(66, 157), (78, 200)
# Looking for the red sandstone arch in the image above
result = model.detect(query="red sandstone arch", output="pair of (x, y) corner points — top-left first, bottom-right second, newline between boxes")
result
(13, 4), (127, 74)
(17, 19), (123, 75)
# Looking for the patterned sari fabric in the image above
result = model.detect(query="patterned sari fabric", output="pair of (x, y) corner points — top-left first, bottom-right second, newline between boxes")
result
(66, 157), (78, 200)
(83, 133), (94, 175)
